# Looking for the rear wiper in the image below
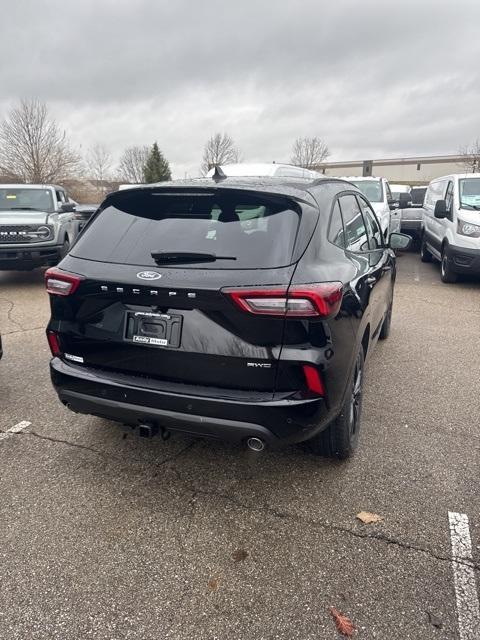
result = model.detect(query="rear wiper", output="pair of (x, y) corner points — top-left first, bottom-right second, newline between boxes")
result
(151, 251), (237, 264)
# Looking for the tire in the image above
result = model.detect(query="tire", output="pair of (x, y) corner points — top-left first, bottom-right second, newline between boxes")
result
(420, 236), (432, 262)
(441, 246), (458, 283)
(306, 349), (364, 460)
(411, 235), (422, 252)
(379, 297), (393, 340)
(60, 238), (70, 259)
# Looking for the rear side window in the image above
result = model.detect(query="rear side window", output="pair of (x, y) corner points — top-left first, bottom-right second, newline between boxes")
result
(328, 200), (345, 248)
(338, 194), (369, 252)
(72, 191), (303, 269)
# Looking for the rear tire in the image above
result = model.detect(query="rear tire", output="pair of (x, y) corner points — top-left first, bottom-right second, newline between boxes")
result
(411, 235), (422, 252)
(61, 238), (70, 259)
(306, 349), (364, 460)
(441, 247), (458, 283)
(420, 236), (432, 262)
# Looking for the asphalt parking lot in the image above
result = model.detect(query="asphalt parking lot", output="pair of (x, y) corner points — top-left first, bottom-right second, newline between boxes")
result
(1, 252), (479, 639)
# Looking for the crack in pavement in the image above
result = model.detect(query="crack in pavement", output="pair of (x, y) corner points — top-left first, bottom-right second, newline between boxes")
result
(0, 298), (26, 333)
(154, 440), (198, 468)
(4, 428), (198, 469)
(1, 325), (45, 336)
(174, 483), (480, 573)
(14, 430), (107, 456)
(4, 427), (479, 573)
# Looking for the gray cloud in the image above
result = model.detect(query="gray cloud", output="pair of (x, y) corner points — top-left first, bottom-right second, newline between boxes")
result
(1, 0), (479, 177)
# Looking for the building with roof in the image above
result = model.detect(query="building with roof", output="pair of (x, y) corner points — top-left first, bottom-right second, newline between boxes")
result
(316, 154), (477, 185)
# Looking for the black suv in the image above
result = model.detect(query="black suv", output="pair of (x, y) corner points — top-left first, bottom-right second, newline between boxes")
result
(45, 175), (409, 458)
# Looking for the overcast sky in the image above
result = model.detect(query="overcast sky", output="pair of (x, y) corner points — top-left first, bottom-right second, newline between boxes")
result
(1, 0), (479, 178)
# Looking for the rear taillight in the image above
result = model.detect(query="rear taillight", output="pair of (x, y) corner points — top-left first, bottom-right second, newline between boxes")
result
(47, 330), (61, 356)
(225, 283), (343, 318)
(45, 268), (83, 296)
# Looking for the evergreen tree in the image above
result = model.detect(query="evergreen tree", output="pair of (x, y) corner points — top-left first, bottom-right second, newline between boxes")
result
(143, 142), (172, 182)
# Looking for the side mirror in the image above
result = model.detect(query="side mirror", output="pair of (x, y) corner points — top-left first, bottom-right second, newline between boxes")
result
(389, 232), (412, 251)
(59, 202), (75, 213)
(387, 198), (397, 211)
(434, 199), (448, 219)
(398, 193), (412, 209)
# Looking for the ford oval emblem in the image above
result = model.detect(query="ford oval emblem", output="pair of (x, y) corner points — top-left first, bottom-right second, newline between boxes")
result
(137, 271), (162, 281)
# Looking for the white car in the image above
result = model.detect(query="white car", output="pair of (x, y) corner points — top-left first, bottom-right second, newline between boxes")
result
(421, 173), (480, 282)
(341, 176), (398, 236)
(118, 184), (144, 191)
(206, 163), (322, 180)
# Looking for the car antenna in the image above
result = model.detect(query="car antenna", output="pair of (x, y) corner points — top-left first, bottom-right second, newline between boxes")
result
(212, 165), (227, 183)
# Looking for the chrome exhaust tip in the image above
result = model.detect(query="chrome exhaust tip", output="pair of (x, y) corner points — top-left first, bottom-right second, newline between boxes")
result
(246, 437), (265, 452)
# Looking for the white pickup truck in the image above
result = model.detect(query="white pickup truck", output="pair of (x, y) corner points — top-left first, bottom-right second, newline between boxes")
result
(0, 184), (79, 270)
(342, 176), (401, 236)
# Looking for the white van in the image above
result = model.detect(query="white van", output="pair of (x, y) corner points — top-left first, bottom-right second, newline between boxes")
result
(341, 176), (399, 236)
(421, 173), (480, 282)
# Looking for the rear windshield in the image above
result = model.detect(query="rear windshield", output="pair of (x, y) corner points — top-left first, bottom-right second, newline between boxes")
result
(349, 180), (383, 203)
(72, 191), (302, 269)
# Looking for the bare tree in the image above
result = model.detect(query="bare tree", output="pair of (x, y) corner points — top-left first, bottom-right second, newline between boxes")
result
(0, 98), (80, 183)
(200, 132), (242, 175)
(290, 136), (330, 169)
(117, 145), (149, 183)
(85, 143), (112, 182)
(459, 139), (480, 173)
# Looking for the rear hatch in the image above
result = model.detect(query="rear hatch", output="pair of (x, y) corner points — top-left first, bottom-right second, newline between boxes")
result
(50, 186), (318, 397)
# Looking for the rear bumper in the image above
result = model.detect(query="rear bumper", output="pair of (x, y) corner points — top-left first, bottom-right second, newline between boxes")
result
(50, 358), (332, 445)
(0, 244), (62, 269)
(446, 244), (480, 275)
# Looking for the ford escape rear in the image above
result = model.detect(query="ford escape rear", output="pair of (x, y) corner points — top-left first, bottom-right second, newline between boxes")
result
(46, 175), (408, 458)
